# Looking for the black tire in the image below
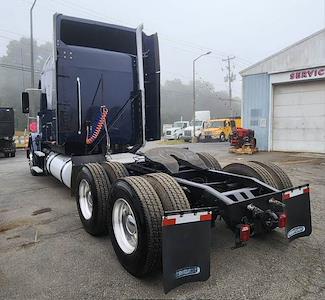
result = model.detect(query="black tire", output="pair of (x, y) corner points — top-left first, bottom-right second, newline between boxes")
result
(76, 163), (111, 236)
(145, 173), (190, 211)
(197, 152), (222, 170)
(108, 176), (163, 277)
(250, 161), (293, 189)
(10, 152), (15, 157)
(4, 153), (9, 158)
(101, 161), (129, 183)
(219, 133), (226, 142)
(222, 162), (278, 189)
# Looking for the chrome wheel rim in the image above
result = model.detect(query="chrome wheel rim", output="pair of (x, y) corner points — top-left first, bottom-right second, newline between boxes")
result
(112, 198), (138, 254)
(79, 179), (93, 220)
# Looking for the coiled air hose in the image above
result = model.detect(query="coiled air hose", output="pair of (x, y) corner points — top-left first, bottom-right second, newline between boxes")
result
(86, 106), (108, 145)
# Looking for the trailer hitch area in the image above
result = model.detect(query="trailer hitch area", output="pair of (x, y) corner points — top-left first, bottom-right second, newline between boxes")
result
(162, 208), (212, 293)
(247, 204), (279, 232)
(232, 202), (285, 249)
(281, 185), (312, 241)
(233, 185), (312, 248)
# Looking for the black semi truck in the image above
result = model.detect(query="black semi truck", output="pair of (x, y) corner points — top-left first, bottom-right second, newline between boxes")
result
(22, 14), (312, 292)
(0, 107), (16, 157)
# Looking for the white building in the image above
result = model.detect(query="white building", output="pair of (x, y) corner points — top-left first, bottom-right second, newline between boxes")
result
(240, 28), (325, 153)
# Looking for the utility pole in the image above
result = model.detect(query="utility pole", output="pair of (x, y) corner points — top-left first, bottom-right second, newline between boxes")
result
(30, 0), (37, 88)
(222, 56), (236, 117)
(192, 51), (211, 143)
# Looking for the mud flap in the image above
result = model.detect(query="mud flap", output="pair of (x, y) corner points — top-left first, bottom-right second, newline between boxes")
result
(282, 185), (312, 241)
(162, 210), (212, 293)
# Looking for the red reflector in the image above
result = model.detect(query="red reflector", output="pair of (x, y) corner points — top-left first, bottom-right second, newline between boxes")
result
(282, 193), (290, 201)
(240, 224), (250, 242)
(278, 213), (287, 228)
(162, 218), (176, 227)
(200, 213), (212, 222)
(303, 187), (310, 194)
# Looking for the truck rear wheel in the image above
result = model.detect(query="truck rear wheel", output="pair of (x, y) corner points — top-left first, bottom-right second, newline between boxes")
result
(250, 161), (293, 189)
(101, 161), (129, 183)
(197, 152), (221, 170)
(108, 176), (163, 277)
(222, 162), (278, 189)
(145, 173), (190, 211)
(76, 163), (111, 236)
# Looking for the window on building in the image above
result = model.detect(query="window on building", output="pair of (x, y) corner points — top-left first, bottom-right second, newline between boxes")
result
(250, 109), (261, 127)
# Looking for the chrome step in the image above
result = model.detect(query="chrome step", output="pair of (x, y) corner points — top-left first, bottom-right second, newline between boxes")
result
(34, 151), (45, 157)
(31, 166), (43, 174)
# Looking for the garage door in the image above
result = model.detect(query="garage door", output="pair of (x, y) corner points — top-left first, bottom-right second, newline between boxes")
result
(272, 80), (325, 153)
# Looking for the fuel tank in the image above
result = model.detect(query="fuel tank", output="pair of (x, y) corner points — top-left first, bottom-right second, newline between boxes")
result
(46, 152), (72, 188)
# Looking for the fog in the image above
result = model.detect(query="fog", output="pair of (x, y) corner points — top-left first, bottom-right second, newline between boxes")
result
(0, 0), (324, 128)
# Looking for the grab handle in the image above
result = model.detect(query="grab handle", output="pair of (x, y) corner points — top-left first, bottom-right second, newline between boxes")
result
(77, 77), (82, 134)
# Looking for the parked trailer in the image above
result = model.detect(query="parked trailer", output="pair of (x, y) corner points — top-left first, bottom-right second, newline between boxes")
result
(0, 107), (16, 157)
(22, 14), (312, 293)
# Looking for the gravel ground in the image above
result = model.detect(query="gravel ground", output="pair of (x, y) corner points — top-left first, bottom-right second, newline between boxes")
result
(0, 142), (324, 299)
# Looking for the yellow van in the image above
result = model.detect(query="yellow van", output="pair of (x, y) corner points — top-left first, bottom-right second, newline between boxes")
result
(200, 118), (241, 142)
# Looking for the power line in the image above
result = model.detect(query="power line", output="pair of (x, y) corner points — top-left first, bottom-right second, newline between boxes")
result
(2, 0), (250, 94)
(46, 0), (252, 64)
(0, 62), (41, 73)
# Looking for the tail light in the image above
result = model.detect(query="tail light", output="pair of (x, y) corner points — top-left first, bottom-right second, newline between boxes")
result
(278, 213), (287, 228)
(240, 224), (250, 241)
(29, 121), (37, 133)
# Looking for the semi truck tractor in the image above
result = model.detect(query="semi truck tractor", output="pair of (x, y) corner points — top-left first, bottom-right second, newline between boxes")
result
(183, 111), (211, 142)
(22, 14), (312, 292)
(164, 120), (189, 140)
(0, 107), (16, 157)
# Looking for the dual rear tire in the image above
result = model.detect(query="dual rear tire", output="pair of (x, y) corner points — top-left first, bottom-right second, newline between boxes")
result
(222, 161), (292, 190)
(109, 173), (190, 277)
(197, 152), (221, 170)
(75, 162), (190, 277)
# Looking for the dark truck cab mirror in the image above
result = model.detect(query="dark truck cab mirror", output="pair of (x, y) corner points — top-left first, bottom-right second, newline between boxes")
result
(22, 92), (29, 114)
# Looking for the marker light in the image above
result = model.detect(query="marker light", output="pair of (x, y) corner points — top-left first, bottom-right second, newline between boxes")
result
(278, 213), (287, 229)
(240, 224), (250, 242)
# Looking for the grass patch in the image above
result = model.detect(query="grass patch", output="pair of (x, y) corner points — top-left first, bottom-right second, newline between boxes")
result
(158, 139), (187, 145)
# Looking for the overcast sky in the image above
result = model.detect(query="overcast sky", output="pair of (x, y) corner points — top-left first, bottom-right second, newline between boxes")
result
(1, 0), (324, 96)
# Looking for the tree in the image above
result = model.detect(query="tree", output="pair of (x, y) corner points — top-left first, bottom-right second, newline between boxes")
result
(0, 37), (241, 131)
(161, 79), (241, 125)
(0, 38), (52, 130)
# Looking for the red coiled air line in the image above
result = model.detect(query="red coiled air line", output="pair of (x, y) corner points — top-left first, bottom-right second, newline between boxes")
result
(86, 106), (109, 145)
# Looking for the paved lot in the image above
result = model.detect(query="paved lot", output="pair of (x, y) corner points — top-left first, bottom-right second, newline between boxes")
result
(0, 142), (325, 299)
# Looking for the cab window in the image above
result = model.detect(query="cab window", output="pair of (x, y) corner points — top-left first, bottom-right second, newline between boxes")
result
(208, 121), (224, 128)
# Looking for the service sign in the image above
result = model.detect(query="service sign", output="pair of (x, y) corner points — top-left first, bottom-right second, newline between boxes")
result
(289, 67), (325, 80)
